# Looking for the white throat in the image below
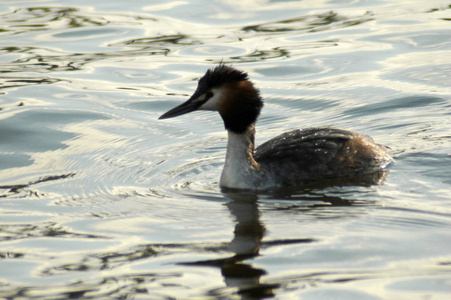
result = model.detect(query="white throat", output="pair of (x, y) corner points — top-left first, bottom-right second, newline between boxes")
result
(219, 125), (261, 189)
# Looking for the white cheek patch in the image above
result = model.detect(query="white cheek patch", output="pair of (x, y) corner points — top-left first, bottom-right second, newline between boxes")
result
(199, 88), (223, 111)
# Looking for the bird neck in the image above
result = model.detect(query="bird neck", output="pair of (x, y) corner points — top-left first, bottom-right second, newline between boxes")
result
(226, 124), (257, 164)
(220, 124), (260, 189)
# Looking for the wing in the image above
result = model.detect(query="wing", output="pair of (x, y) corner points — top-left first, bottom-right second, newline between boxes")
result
(254, 127), (390, 186)
(255, 127), (353, 167)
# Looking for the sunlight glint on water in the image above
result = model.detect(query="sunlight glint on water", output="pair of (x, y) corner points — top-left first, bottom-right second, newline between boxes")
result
(0, 0), (450, 299)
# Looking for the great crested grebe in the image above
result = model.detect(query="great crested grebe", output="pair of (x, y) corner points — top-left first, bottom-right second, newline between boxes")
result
(159, 64), (392, 190)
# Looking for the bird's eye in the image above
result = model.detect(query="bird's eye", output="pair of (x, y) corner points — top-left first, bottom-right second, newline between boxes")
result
(206, 91), (214, 99)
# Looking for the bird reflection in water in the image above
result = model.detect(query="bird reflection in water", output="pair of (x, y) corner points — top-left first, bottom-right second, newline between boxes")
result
(179, 190), (347, 299)
(221, 193), (274, 299)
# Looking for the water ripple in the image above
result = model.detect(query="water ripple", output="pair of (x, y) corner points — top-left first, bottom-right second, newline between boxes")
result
(1, 1), (450, 299)
(243, 11), (374, 34)
(0, 7), (108, 34)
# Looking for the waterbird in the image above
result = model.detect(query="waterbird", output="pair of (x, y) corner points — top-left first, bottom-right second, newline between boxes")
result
(159, 64), (392, 190)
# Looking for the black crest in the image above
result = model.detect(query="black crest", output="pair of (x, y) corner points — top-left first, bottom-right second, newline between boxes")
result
(198, 64), (248, 91)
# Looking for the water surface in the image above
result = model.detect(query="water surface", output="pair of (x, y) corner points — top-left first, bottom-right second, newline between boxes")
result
(1, 0), (451, 299)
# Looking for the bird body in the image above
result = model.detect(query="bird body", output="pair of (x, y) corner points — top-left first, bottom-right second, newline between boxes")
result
(159, 65), (392, 190)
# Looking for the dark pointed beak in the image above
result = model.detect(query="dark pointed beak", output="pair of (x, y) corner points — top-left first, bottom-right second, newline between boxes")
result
(159, 93), (203, 120)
